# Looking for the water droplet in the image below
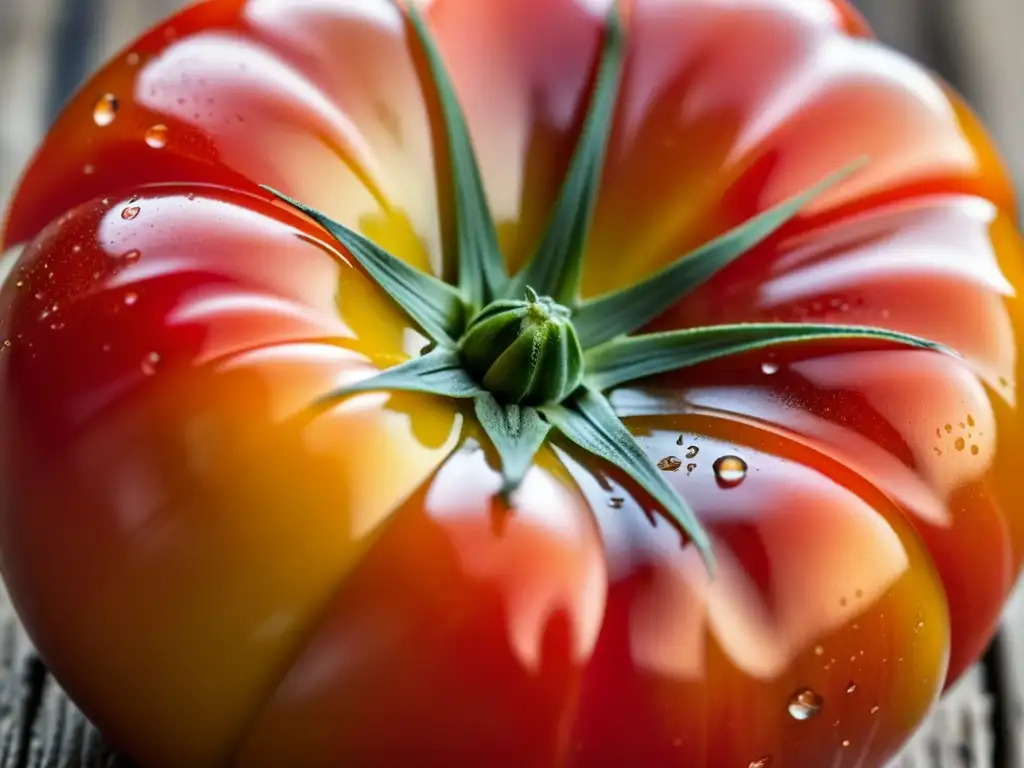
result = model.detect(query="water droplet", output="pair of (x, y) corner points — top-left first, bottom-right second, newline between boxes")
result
(839, 596), (848, 607)
(943, 424), (953, 433)
(870, 705), (880, 715)
(676, 435), (684, 445)
(145, 124), (169, 148)
(658, 456), (682, 472)
(686, 463), (696, 474)
(15, 280), (24, 288)
(971, 444), (979, 456)
(713, 455), (747, 487)
(126, 52), (140, 66)
(93, 93), (119, 126)
(814, 645), (824, 656)
(846, 682), (857, 693)
(685, 445), (699, 459)
(749, 758), (773, 768)
(121, 206), (141, 220)
(915, 621), (925, 632)
(954, 437), (966, 452)
(608, 497), (624, 509)
(83, 164), (95, 175)
(124, 292), (138, 306)
(787, 689), (823, 721)
(186, 192), (197, 201)
(967, 414), (976, 427)
(761, 362), (779, 375)
(140, 352), (161, 376)
(123, 249), (141, 262)
(842, 740), (851, 748)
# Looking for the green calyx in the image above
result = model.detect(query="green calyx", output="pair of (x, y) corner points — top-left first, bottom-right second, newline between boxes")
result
(459, 287), (584, 406)
(263, 0), (956, 574)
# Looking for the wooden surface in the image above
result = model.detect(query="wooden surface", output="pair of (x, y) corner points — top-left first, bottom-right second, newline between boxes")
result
(0, 0), (1022, 766)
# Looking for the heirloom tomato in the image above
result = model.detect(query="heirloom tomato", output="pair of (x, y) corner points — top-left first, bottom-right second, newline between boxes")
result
(2, 0), (1024, 766)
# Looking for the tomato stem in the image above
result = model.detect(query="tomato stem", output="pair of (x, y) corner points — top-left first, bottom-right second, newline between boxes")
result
(459, 288), (584, 406)
(262, 0), (957, 576)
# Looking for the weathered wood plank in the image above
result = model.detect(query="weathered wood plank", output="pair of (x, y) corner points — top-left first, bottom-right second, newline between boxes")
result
(993, 587), (1024, 768)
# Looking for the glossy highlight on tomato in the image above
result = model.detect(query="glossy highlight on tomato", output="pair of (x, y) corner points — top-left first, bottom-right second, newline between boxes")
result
(1, 1), (1024, 766)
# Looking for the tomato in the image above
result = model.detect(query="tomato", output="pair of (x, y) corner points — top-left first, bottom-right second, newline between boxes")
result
(1, 0), (1023, 766)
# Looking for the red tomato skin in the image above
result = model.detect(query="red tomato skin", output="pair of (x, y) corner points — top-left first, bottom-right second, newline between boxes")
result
(1, 1), (1022, 767)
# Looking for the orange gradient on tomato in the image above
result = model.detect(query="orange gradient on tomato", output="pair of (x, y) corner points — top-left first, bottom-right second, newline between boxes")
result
(0, 1), (1022, 766)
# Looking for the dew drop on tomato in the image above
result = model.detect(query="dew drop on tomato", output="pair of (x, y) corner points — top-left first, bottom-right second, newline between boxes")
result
(657, 456), (682, 472)
(123, 292), (138, 307)
(713, 455), (747, 487)
(140, 352), (161, 376)
(749, 758), (773, 768)
(787, 689), (823, 720)
(92, 94), (118, 126)
(144, 124), (169, 149)
(761, 361), (780, 375)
